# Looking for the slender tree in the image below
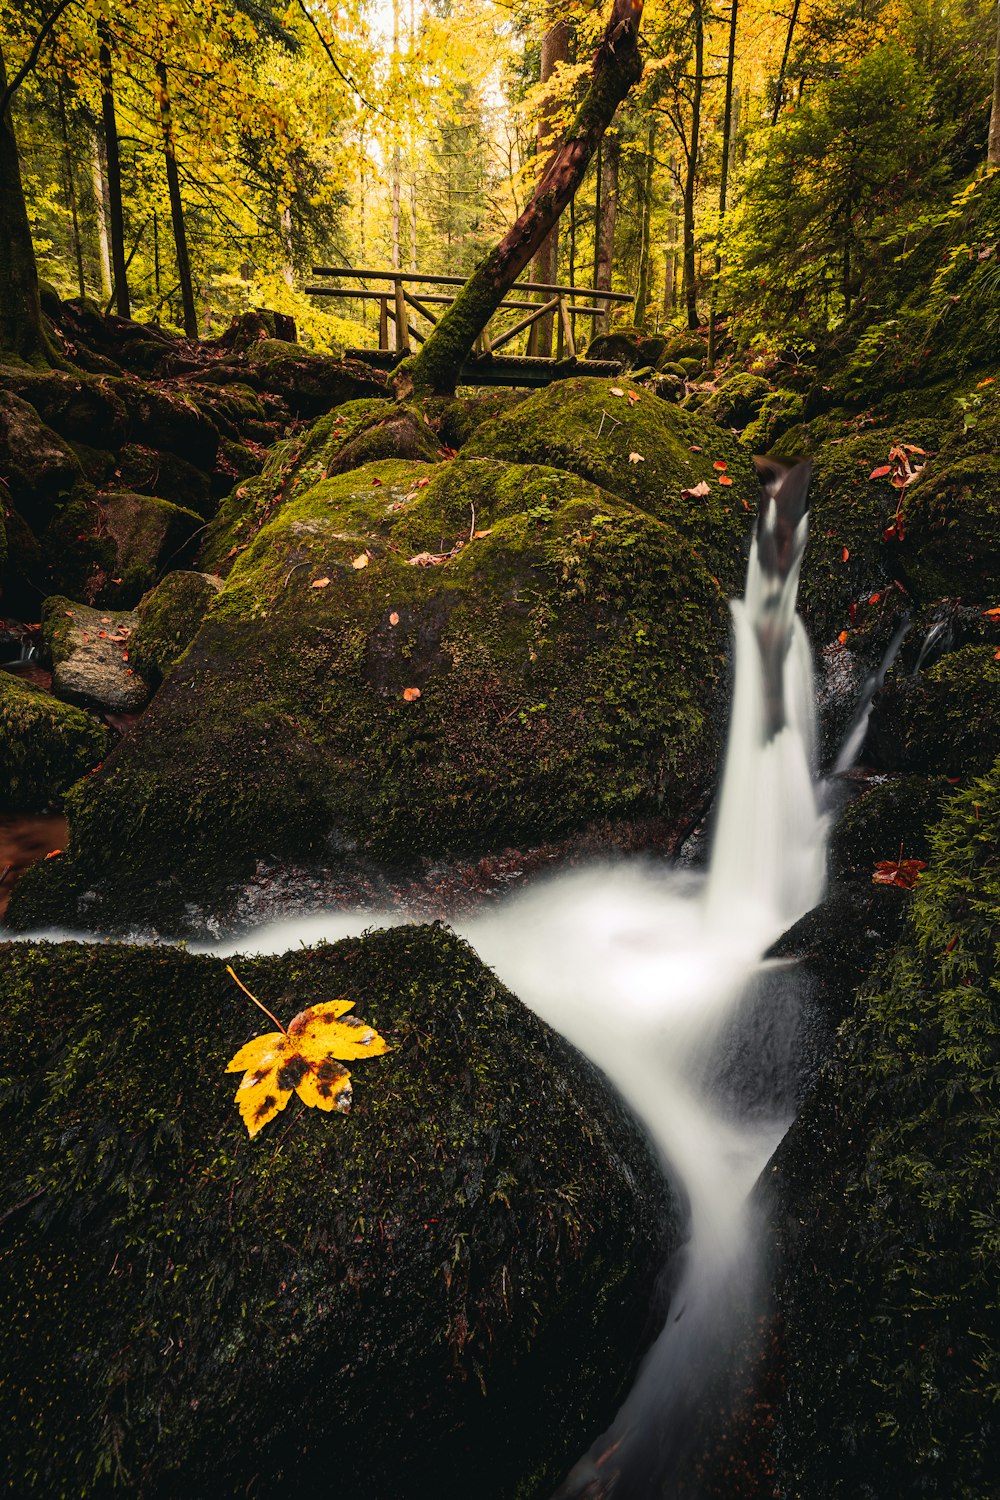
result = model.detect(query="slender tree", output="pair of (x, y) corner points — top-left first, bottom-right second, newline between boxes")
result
(771, 0), (801, 126)
(595, 130), (619, 332)
(683, 0), (704, 329)
(97, 20), (130, 318)
(990, 0), (1000, 167)
(155, 59), (197, 338)
(57, 80), (86, 299)
(634, 118), (656, 328)
(530, 8), (571, 355)
(708, 0), (738, 366)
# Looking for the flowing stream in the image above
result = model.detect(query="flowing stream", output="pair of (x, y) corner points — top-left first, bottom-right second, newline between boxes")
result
(197, 461), (829, 1495)
(11, 463), (831, 1495)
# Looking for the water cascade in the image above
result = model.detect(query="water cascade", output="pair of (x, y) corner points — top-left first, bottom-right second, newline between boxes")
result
(203, 458), (829, 1494)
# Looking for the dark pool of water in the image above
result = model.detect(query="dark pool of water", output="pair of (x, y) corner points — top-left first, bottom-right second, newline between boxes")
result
(0, 814), (69, 921)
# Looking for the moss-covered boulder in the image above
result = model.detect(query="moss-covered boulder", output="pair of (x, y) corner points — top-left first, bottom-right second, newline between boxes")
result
(0, 369), (130, 450)
(867, 645), (1000, 778)
(585, 328), (667, 369)
(897, 455), (1000, 601)
(762, 768), (1000, 1498)
(42, 596), (152, 712)
(130, 569), (222, 681)
(0, 390), (84, 526)
(13, 454), (731, 933)
(98, 491), (204, 601)
(434, 391), (529, 451)
(111, 380), (219, 470)
(0, 671), (111, 811)
(113, 442), (213, 516)
(461, 376), (754, 590)
(300, 397), (439, 477)
(0, 927), (678, 1499)
(239, 341), (387, 417)
(740, 388), (804, 452)
(698, 373), (772, 432)
(660, 331), (706, 364)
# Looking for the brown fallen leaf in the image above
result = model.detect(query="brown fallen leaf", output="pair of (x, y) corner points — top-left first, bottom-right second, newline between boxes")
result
(389, 611), (400, 626)
(408, 551), (449, 566)
(609, 386), (625, 397)
(628, 451), (645, 463)
(872, 847), (927, 890)
(472, 528), (493, 538)
(869, 464), (892, 479)
(627, 391), (640, 405)
(402, 686), (421, 701)
(681, 480), (711, 499)
(312, 577), (331, 589)
(352, 552), (370, 569)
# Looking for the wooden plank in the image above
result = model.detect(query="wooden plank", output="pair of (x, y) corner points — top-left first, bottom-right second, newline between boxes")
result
(344, 346), (626, 387)
(312, 265), (635, 301)
(378, 296), (388, 350)
(489, 296), (561, 354)
(558, 297), (576, 358)
(402, 289), (440, 325)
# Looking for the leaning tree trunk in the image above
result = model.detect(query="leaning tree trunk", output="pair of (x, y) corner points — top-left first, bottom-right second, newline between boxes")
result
(531, 8), (571, 357)
(98, 20), (130, 319)
(0, 46), (53, 364)
(156, 60), (197, 339)
(393, 0), (644, 398)
(771, 0), (800, 126)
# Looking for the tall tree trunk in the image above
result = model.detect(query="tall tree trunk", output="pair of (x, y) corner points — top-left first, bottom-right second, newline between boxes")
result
(771, 0), (801, 126)
(663, 154), (678, 316)
(98, 20), (130, 318)
(0, 45), (53, 363)
(990, 0), (1000, 167)
(156, 60), (197, 339)
(280, 205), (294, 290)
(394, 0), (644, 397)
(531, 10), (571, 355)
(57, 81), (86, 298)
(595, 130), (619, 332)
(634, 119), (655, 329)
(91, 128), (112, 300)
(708, 0), (738, 368)
(683, 0), (704, 331)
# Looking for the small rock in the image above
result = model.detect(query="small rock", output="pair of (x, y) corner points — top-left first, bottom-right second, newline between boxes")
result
(42, 596), (152, 713)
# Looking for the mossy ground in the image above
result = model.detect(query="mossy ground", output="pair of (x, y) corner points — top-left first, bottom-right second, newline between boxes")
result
(0, 671), (111, 811)
(0, 926), (676, 1499)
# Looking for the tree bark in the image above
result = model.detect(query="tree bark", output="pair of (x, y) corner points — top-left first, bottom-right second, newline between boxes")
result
(57, 81), (86, 298)
(91, 128), (113, 300)
(771, 0), (801, 126)
(0, 44), (52, 363)
(634, 118), (656, 329)
(989, 0), (1000, 167)
(708, 0), (738, 367)
(595, 130), (619, 333)
(98, 20), (130, 319)
(393, 0), (644, 398)
(531, 10), (571, 356)
(683, 0), (704, 331)
(156, 60), (197, 339)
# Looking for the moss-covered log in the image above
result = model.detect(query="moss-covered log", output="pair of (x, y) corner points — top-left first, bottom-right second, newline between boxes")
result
(393, 0), (644, 398)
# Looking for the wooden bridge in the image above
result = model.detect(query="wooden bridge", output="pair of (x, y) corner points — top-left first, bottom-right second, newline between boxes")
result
(307, 267), (633, 387)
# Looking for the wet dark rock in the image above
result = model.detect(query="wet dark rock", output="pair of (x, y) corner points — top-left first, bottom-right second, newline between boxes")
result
(0, 928), (680, 1500)
(899, 455), (1000, 601)
(0, 390), (84, 526)
(112, 381), (219, 470)
(0, 671), (111, 811)
(0, 370), (130, 450)
(42, 596), (151, 712)
(866, 644), (1000, 777)
(432, 390), (529, 450)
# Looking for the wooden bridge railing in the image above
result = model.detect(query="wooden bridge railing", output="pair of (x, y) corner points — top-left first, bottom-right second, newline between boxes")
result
(307, 267), (634, 361)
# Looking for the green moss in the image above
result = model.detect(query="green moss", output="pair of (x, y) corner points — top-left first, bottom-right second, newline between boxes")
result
(0, 928), (676, 1497)
(0, 672), (111, 811)
(698, 373), (771, 431)
(13, 453), (731, 932)
(130, 570), (222, 681)
(868, 645), (1000, 778)
(741, 389), (804, 452)
(461, 376), (754, 591)
(766, 765), (1000, 1497)
(829, 773), (953, 879)
(899, 455), (1000, 601)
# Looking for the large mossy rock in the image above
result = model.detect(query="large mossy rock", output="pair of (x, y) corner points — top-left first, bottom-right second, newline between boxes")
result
(898, 455), (1000, 601)
(130, 569), (222, 681)
(461, 376), (755, 590)
(761, 768), (1000, 1498)
(866, 645), (1000, 777)
(0, 389), (84, 527)
(0, 926), (679, 1499)
(0, 671), (111, 810)
(11, 450), (731, 933)
(698, 373), (771, 432)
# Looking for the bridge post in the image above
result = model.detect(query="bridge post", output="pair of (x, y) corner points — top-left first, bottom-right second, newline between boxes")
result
(393, 277), (409, 354)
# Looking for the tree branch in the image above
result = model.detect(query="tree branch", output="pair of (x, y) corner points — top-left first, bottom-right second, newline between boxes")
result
(0, 0), (75, 124)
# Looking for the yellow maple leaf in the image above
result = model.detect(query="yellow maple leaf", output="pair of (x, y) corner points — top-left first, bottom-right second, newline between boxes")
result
(225, 967), (390, 1137)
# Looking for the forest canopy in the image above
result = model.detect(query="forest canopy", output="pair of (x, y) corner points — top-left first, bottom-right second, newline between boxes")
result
(2, 0), (999, 359)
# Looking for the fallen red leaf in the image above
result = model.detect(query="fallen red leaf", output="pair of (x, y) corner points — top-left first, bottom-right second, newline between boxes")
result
(869, 464), (892, 479)
(402, 687), (421, 701)
(713, 460), (728, 471)
(389, 611), (400, 626)
(872, 848), (927, 890)
(312, 577), (331, 589)
(842, 546), (850, 562)
(838, 630), (849, 645)
(719, 475), (733, 487)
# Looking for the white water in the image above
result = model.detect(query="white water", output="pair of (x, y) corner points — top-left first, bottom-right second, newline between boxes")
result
(13, 490), (830, 1494)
